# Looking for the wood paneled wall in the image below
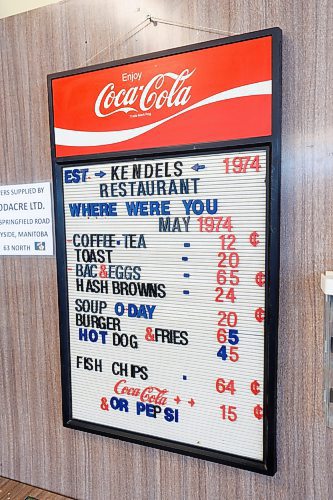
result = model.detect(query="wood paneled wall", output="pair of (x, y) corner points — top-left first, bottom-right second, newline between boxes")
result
(0, 1), (332, 498)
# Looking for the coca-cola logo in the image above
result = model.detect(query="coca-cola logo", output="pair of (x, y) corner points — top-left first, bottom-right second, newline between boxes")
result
(114, 379), (168, 405)
(94, 68), (195, 117)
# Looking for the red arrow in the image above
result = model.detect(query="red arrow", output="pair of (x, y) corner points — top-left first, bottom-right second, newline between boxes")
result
(188, 398), (195, 407)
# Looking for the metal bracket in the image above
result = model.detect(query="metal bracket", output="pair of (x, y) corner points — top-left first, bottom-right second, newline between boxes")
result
(321, 272), (333, 427)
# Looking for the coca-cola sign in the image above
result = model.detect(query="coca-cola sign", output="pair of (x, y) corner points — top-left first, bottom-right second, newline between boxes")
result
(95, 68), (195, 117)
(50, 35), (273, 157)
(114, 379), (169, 406)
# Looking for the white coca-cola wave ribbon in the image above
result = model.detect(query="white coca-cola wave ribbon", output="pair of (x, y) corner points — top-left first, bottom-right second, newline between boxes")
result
(55, 80), (271, 147)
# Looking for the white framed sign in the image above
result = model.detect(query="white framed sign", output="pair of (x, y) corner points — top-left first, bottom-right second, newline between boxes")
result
(0, 182), (53, 255)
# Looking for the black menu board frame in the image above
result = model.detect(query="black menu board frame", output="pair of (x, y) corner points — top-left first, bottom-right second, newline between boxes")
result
(48, 28), (281, 475)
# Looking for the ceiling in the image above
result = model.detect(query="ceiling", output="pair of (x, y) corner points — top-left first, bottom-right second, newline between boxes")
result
(0, 0), (61, 19)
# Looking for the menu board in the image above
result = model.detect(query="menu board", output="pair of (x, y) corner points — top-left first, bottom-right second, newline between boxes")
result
(49, 28), (281, 474)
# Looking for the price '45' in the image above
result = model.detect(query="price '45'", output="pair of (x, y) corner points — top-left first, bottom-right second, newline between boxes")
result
(217, 346), (239, 362)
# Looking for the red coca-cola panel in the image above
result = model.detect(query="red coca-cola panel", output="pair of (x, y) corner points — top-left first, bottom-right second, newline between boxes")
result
(50, 36), (273, 158)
